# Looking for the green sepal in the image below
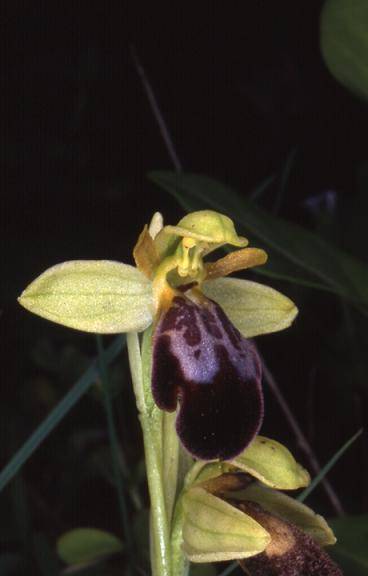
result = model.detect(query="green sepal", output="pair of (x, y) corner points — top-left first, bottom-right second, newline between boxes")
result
(154, 210), (248, 261)
(234, 483), (336, 547)
(57, 527), (123, 566)
(182, 486), (270, 563)
(172, 210), (247, 247)
(18, 260), (154, 333)
(230, 436), (310, 490)
(202, 277), (298, 338)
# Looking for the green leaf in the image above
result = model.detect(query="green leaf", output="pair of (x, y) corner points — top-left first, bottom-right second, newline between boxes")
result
(238, 484), (336, 547)
(57, 528), (123, 566)
(0, 335), (124, 492)
(182, 486), (270, 563)
(19, 260), (154, 333)
(329, 515), (368, 576)
(149, 171), (368, 313)
(202, 277), (298, 338)
(231, 436), (310, 490)
(321, 0), (368, 101)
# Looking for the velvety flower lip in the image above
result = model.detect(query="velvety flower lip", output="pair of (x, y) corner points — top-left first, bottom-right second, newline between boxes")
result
(152, 292), (263, 460)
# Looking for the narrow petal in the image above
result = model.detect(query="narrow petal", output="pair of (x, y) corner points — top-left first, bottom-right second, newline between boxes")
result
(152, 294), (263, 460)
(202, 277), (298, 338)
(205, 248), (267, 280)
(18, 260), (154, 333)
(237, 502), (342, 575)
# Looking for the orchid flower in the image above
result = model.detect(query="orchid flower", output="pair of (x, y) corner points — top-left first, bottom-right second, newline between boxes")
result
(180, 436), (342, 575)
(19, 210), (297, 460)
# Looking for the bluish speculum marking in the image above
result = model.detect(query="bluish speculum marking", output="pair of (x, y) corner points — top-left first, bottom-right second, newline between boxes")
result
(152, 294), (264, 460)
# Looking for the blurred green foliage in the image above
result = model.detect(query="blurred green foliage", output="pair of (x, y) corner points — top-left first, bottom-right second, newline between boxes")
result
(321, 0), (368, 101)
(330, 515), (368, 575)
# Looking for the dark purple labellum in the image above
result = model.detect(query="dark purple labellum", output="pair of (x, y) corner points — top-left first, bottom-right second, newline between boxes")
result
(152, 294), (263, 460)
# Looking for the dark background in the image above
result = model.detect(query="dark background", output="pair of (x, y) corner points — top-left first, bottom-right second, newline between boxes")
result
(1, 2), (367, 575)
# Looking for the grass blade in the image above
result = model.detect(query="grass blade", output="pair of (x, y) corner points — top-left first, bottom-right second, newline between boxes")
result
(96, 335), (134, 564)
(298, 429), (363, 503)
(217, 561), (238, 576)
(0, 335), (125, 492)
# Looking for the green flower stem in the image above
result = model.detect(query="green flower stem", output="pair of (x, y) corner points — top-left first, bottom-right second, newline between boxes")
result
(162, 411), (180, 524)
(127, 331), (171, 576)
(170, 496), (189, 576)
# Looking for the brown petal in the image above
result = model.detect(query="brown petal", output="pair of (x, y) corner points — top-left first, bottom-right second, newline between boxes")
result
(133, 225), (160, 278)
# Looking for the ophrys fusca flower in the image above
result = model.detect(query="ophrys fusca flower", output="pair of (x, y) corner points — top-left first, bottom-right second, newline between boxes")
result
(19, 210), (297, 460)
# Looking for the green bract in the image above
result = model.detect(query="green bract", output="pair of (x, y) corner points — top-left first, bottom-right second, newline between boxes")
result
(182, 486), (270, 563)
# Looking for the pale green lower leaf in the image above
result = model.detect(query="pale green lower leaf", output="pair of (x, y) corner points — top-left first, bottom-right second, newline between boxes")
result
(182, 487), (270, 563)
(237, 484), (336, 547)
(19, 260), (154, 333)
(202, 277), (298, 338)
(231, 436), (310, 490)
(57, 527), (123, 566)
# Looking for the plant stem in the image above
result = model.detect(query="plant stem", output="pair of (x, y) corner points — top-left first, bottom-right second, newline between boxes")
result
(162, 411), (180, 525)
(127, 331), (171, 576)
